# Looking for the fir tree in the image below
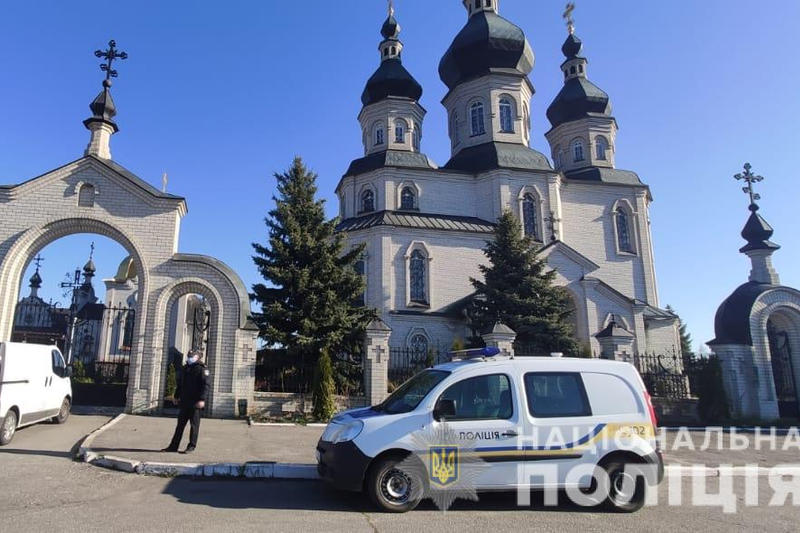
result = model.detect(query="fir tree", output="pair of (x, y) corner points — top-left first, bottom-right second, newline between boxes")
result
(666, 305), (693, 356)
(251, 157), (375, 385)
(165, 363), (177, 400)
(471, 210), (579, 356)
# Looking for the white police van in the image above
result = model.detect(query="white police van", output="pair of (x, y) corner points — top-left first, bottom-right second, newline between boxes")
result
(317, 349), (663, 513)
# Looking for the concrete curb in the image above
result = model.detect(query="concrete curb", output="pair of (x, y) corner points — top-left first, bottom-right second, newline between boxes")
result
(247, 418), (327, 428)
(664, 465), (800, 477)
(76, 413), (127, 460)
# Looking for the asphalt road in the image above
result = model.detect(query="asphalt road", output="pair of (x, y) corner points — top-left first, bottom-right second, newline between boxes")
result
(0, 415), (797, 533)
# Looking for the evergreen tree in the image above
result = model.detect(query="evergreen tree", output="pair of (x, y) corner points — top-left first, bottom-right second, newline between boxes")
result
(471, 210), (579, 356)
(312, 349), (336, 421)
(165, 363), (177, 400)
(666, 305), (693, 355)
(251, 157), (375, 385)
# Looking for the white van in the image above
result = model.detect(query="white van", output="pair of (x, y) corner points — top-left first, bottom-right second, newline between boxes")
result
(317, 350), (664, 513)
(0, 342), (72, 445)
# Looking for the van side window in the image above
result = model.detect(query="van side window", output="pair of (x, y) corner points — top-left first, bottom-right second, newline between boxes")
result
(438, 374), (513, 420)
(581, 372), (639, 415)
(523, 372), (591, 418)
(51, 350), (66, 376)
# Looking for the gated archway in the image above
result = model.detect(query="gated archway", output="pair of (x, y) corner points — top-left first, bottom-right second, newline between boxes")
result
(0, 155), (258, 417)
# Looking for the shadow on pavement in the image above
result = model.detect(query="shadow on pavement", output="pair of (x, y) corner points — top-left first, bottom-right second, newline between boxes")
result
(0, 448), (73, 459)
(89, 447), (164, 454)
(160, 478), (604, 514)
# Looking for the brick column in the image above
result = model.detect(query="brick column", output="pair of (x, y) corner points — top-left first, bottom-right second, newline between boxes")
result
(482, 323), (516, 356)
(364, 318), (392, 405)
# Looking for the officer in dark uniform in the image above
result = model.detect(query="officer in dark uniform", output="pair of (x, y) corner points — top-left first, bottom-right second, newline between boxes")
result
(162, 350), (210, 453)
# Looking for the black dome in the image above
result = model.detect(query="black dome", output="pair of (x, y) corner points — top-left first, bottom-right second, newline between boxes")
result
(709, 282), (776, 345)
(439, 11), (534, 91)
(361, 58), (423, 106)
(740, 208), (780, 253)
(546, 77), (611, 128)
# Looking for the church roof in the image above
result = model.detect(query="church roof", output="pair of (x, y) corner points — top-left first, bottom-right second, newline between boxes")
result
(361, 58), (423, 107)
(344, 149), (437, 177)
(443, 142), (552, 173)
(708, 281), (777, 346)
(336, 210), (495, 234)
(564, 166), (644, 186)
(439, 11), (534, 91)
(740, 208), (780, 253)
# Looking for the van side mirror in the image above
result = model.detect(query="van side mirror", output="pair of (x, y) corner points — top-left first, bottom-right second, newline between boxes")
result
(433, 399), (456, 421)
(64, 366), (73, 379)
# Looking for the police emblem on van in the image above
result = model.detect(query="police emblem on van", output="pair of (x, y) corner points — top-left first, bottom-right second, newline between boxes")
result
(429, 445), (459, 486)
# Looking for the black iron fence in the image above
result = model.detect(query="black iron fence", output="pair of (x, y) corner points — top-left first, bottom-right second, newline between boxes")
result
(388, 347), (447, 390)
(254, 348), (365, 397)
(631, 352), (698, 400)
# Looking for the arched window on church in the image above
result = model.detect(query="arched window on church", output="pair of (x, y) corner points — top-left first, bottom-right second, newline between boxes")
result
(595, 136), (608, 161)
(400, 186), (416, 210)
(616, 207), (634, 253)
(522, 194), (540, 241)
(572, 139), (585, 162)
(499, 97), (514, 133)
(394, 120), (406, 144)
(470, 102), (486, 136)
(523, 102), (530, 139)
(354, 258), (366, 306)
(413, 122), (421, 150)
(450, 111), (460, 144)
(375, 126), (384, 146)
(360, 189), (374, 213)
(553, 145), (562, 169)
(78, 183), (95, 208)
(409, 250), (427, 304)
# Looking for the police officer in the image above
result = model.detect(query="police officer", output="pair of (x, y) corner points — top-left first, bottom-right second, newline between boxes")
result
(162, 349), (210, 453)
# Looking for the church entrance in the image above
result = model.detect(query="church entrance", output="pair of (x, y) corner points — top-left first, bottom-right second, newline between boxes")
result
(767, 316), (800, 418)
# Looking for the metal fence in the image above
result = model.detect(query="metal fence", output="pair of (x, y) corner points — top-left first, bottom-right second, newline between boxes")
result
(387, 347), (448, 390)
(254, 349), (365, 396)
(631, 352), (697, 400)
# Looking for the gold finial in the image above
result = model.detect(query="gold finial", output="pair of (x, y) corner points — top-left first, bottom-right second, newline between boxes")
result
(388, 0), (394, 18)
(563, 2), (576, 35)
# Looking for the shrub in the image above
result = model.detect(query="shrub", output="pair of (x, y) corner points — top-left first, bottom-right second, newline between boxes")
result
(165, 363), (178, 400)
(696, 355), (730, 423)
(312, 349), (336, 421)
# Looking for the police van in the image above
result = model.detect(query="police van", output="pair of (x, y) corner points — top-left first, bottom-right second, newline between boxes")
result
(317, 349), (663, 513)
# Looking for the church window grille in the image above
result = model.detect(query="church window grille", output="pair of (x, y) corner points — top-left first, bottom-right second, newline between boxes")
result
(572, 139), (584, 162)
(570, 66), (576, 74)
(375, 127), (384, 146)
(409, 250), (427, 304)
(499, 98), (514, 133)
(78, 183), (95, 207)
(616, 208), (634, 253)
(400, 186), (416, 210)
(595, 136), (608, 160)
(522, 194), (540, 240)
(578, 64), (584, 73)
(410, 333), (429, 355)
(391, 46), (396, 55)
(470, 102), (486, 136)
(360, 189), (375, 213)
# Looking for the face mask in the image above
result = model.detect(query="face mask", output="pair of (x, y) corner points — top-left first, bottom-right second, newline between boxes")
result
(187, 355), (199, 365)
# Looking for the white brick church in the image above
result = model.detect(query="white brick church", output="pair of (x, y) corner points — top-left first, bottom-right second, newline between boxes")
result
(335, 1), (680, 357)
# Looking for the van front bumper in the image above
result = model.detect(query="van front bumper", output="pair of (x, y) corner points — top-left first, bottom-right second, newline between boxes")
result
(316, 439), (371, 492)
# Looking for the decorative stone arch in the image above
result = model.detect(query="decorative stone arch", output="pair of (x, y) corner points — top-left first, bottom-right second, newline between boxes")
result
(570, 136), (587, 163)
(0, 217), (151, 365)
(0, 155), (257, 418)
(749, 288), (800, 418)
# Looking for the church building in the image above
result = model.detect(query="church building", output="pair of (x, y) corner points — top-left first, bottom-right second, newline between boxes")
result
(335, 1), (680, 357)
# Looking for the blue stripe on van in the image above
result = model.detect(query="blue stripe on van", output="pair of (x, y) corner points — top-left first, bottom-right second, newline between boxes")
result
(474, 423), (606, 453)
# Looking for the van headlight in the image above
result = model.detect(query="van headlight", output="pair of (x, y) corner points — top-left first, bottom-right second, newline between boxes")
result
(321, 419), (364, 444)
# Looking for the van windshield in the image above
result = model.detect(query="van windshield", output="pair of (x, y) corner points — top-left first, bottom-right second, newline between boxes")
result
(376, 369), (450, 414)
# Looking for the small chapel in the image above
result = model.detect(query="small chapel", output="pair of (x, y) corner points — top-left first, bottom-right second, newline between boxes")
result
(335, 1), (681, 357)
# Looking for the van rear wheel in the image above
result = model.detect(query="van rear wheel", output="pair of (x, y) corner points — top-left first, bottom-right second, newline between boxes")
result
(1, 410), (17, 445)
(53, 397), (70, 424)
(601, 460), (647, 513)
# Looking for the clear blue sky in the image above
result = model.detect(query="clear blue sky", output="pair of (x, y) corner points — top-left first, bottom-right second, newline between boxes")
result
(1, 1), (798, 351)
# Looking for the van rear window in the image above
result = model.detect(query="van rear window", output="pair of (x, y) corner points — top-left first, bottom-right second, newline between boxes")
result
(523, 372), (591, 418)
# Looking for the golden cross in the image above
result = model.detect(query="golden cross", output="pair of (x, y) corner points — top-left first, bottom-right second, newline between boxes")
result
(563, 2), (576, 34)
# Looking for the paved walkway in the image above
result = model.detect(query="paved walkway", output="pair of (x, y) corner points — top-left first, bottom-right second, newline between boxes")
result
(88, 415), (323, 465)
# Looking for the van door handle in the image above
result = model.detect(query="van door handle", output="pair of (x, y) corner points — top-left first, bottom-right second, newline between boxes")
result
(502, 430), (519, 437)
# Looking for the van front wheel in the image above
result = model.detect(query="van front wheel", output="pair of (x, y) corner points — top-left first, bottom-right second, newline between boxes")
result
(367, 456), (423, 513)
(1, 410), (17, 445)
(53, 397), (70, 424)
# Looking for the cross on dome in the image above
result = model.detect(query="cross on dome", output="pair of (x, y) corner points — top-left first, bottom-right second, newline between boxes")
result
(734, 162), (764, 211)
